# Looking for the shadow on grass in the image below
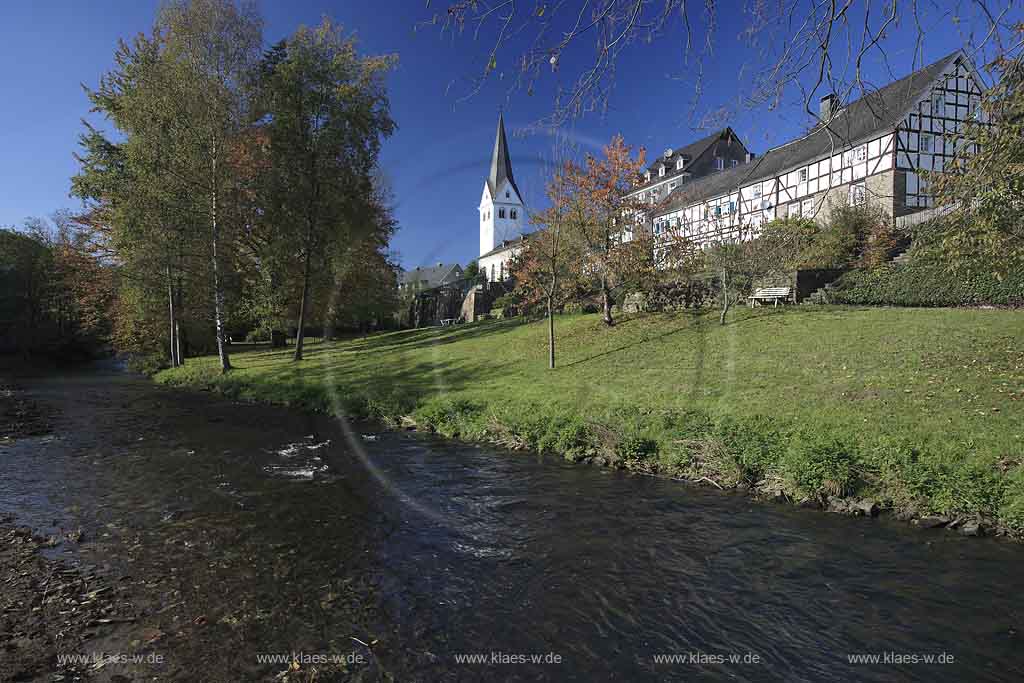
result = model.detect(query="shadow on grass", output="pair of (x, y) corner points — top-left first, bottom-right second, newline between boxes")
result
(328, 319), (525, 356)
(560, 314), (698, 368)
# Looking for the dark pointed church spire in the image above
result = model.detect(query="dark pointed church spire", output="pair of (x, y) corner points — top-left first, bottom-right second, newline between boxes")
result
(487, 113), (520, 199)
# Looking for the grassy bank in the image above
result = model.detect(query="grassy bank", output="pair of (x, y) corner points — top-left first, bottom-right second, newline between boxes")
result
(156, 306), (1024, 536)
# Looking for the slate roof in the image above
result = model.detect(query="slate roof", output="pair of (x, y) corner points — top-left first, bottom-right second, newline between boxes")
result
(478, 232), (532, 260)
(658, 51), (963, 213)
(487, 113), (522, 200)
(399, 263), (462, 287)
(637, 128), (746, 190)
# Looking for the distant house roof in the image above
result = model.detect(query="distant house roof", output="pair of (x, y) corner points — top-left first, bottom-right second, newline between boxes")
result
(479, 232), (532, 260)
(658, 51), (965, 214)
(487, 113), (522, 200)
(636, 128), (748, 191)
(398, 262), (463, 288)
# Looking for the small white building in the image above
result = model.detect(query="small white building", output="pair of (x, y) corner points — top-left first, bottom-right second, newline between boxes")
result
(477, 114), (528, 282)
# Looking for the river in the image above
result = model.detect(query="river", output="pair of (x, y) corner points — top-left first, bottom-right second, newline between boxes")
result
(2, 364), (1023, 681)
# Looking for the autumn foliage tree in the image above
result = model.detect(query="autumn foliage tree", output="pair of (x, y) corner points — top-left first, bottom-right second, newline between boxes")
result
(514, 161), (585, 369)
(570, 135), (653, 326)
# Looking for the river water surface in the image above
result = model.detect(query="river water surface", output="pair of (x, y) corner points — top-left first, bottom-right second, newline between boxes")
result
(2, 364), (1023, 681)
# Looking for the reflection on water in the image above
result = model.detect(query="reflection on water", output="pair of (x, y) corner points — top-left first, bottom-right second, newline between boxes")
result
(1, 365), (1023, 682)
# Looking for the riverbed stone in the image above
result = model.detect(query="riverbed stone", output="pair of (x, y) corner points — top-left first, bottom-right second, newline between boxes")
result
(855, 500), (879, 517)
(960, 520), (983, 537)
(916, 515), (950, 529)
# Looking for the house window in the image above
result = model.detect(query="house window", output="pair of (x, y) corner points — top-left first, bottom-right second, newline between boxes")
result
(933, 94), (944, 115)
(498, 208), (505, 218)
(659, 165), (666, 177)
(801, 198), (815, 216)
(788, 203), (801, 218)
(490, 264), (495, 281)
(669, 181), (677, 191)
(727, 200), (736, 214)
(714, 157), (724, 171)
(798, 168), (808, 183)
(731, 159), (739, 168)
(849, 182), (867, 205)
(920, 134), (932, 153)
(969, 96), (981, 119)
(645, 171), (651, 182)
(752, 186), (762, 199)
(853, 145), (867, 162)
(510, 209), (517, 219)
(714, 205), (722, 217)
(676, 158), (684, 170)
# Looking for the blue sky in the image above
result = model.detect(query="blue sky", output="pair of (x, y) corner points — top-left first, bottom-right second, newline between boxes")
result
(0, 1), (1006, 269)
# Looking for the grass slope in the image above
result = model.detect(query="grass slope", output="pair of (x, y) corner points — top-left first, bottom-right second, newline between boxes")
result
(157, 307), (1024, 534)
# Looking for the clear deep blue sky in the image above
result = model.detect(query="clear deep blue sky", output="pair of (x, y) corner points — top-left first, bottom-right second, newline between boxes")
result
(0, 1), (1000, 269)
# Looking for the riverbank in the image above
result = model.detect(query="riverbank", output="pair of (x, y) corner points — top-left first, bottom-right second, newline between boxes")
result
(156, 306), (1024, 538)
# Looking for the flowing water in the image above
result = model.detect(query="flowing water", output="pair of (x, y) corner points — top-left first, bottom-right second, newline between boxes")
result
(2, 363), (1023, 681)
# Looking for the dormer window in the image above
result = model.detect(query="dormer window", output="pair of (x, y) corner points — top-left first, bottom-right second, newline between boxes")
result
(659, 165), (666, 177)
(498, 208), (506, 218)
(714, 157), (724, 171)
(676, 158), (684, 170)
(644, 171), (651, 182)
(510, 209), (517, 219)
(505, 191), (510, 198)
(932, 94), (944, 115)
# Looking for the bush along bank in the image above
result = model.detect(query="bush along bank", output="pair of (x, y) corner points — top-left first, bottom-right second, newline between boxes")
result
(827, 257), (1024, 307)
(155, 367), (1024, 540)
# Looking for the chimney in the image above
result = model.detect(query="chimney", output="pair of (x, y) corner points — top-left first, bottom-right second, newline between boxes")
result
(820, 94), (838, 121)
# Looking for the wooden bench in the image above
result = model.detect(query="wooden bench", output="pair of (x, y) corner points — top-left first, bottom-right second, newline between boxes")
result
(440, 318), (457, 326)
(748, 286), (792, 308)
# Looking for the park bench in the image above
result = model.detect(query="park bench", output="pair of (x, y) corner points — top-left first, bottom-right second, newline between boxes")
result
(440, 318), (457, 326)
(748, 286), (793, 308)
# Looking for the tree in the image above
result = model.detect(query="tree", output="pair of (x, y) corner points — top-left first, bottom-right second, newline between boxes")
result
(79, 0), (263, 372)
(569, 134), (652, 326)
(514, 160), (585, 369)
(155, 0), (264, 372)
(422, 2), (1020, 130)
(929, 43), (1024, 277)
(256, 19), (396, 361)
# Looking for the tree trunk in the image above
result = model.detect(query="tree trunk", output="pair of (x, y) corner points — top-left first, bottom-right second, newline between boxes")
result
(293, 221), (314, 362)
(547, 295), (555, 370)
(720, 267), (730, 326)
(167, 266), (178, 367)
(211, 139), (232, 373)
(601, 277), (614, 326)
(175, 320), (183, 366)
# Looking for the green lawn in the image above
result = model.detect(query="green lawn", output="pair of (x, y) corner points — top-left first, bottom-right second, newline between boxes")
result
(157, 306), (1024, 532)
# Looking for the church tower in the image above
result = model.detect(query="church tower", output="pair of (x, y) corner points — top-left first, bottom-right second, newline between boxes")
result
(479, 113), (525, 257)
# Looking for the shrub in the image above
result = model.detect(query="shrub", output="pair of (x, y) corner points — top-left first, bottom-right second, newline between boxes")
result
(828, 257), (1024, 307)
(412, 398), (482, 438)
(781, 432), (860, 500)
(1000, 467), (1024, 535)
(714, 415), (786, 483)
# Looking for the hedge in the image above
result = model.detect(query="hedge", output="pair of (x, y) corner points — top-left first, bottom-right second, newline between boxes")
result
(828, 258), (1024, 307)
